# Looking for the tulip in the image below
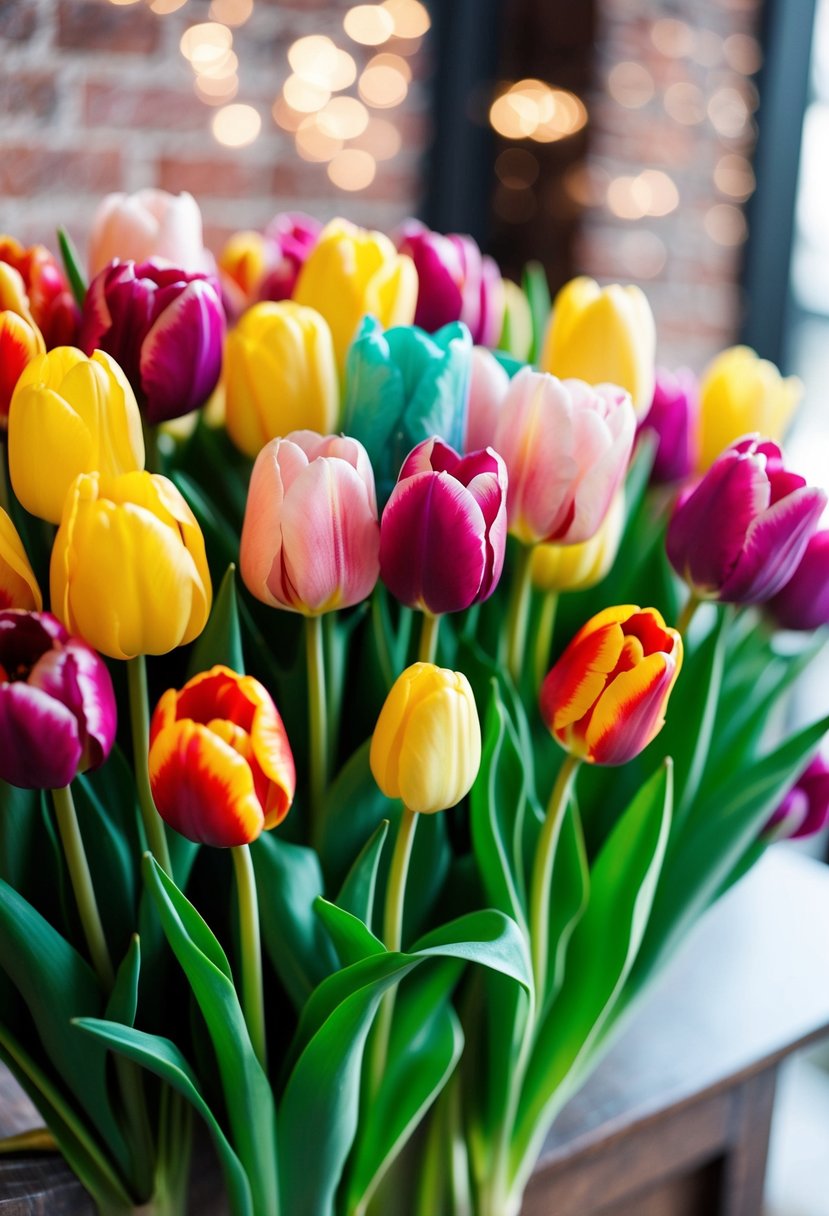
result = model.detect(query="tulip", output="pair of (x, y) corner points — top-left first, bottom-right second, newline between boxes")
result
(224, 301), (339, 458)
(540, 605), (682, 766)
(396, 220), (465, 333)
(149, 665), (296, 847)
(0, 308), (43, 427)
(765, 755), (829, 840)
(697, 346), (801, 471)
(219, 230), (270, 304)
(259, 211), (321, 301)
(343, 316), (472, 503)
(541, 276), (656, 418)
(80, 259), (225, 426)
(498, 278), (533, 362)
(448, 234), (505, 349)
(531, 490), (625, 594)
(88, 189), (210, 277)
(240, 430), (380, 615)
(767, 531), (829, 631)
(380, 438), (508, 615)
(0, 508), (42, 611)
(666, 437), (826, 604)
(494, 368), (635, 546)
(8, 347), (145, 524)
(294, 218), (418, 373)
(464, 346), (510, 453)
(0, 236), (79, 348)
(0, 609), (116, 789)
(640, 367), (698, 484)
(371, 661), (481, 813)
(51, 470), (212, 659)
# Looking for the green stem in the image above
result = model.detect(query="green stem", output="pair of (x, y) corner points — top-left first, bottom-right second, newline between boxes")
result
(142, 423), (160, 476)
(529, 755), (581, 1004)
(369, 805), (419, 1094)
(533, 591), (558, 692)
(0, 438), (10, 516)
(232, 845), (267, 1071)
(52, 785), (114, 989)
(305, 614), (329, 851)
(504, 545), (534, 684)
(371, 587), (395, 689)
(418, 613), (441, 664)
(127, 656), (172, 875)
(676, 590), (701, 636)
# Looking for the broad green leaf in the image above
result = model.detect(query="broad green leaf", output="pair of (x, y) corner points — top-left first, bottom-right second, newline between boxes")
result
(335, 820), (389, 927)
(319, 741), (396, 886)
(169, 470), (238, 568)
(545, 800), (590, 1004)
(188, 563), (245, 677)
(106, 937), (141, 1027)
(521, 261), (550, 365)
(315, 898), (385, 967)
(75, 1019), (253, 1216)
(73, 773), (138, 959)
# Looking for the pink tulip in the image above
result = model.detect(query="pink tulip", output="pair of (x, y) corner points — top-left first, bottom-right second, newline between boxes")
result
(464, 346), (510, 453)
(380, 438), (508, 614)
(396, 220), (465, 333)
(259, 212), (322, 302)
(89, 189), (210, 277)
(240, 430), (380, 615)
(765, 755), (829, 840)
(448, 234), (505, 348)
(768, 531), (829, 630)
(494, 369), (636, 545)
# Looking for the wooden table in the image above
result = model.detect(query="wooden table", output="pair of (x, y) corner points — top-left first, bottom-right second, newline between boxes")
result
(0, 848), (827, 1214)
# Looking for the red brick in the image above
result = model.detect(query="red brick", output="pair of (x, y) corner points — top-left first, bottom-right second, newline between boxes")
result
(58, 0), (160, 54)
(0, 0), (37, 41)
(83, 81), (207, 132)
(0, 146), (122, 198)
(0, 72), (59, 123)
(157, 156), (275, 199)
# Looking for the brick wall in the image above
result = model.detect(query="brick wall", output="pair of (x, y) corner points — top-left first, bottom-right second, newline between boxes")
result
(0, 0), (430, 259)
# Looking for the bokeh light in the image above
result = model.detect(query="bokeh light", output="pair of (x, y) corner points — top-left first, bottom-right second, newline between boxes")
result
(349, 116), (402, 160)
(150, 0), (188, 13)
(495, 148), (540, 189)
(490, 81), (587, 142)
(714, 153), (756, 201)
(607, 62), (655, 109)
(180, 23), (233, 70)
(296, 116), (343, 163)
(288, 36), (340, 86)
(317, 97), (370, 139)
(209, 0), (254, 26)
(283, 75), (331, 113)
(663, 82), (706, 125)
(344, 5), (395, 47)
(212, 103), (262, 147)
(196, 74), (240, 105)
(381, 0), (430, 38)
(359, 58), (409, 108)
(327, 148), (377, 190)
(705, 203), (748, 245)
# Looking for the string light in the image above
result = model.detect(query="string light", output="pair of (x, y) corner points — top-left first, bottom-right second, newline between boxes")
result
(212, 103), (261, 147)
(343, 5), (394, 47)
(490, 81), (586, 142)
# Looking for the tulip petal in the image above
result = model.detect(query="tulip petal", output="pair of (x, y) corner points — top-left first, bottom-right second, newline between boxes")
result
(0, 508), (42, 610)
(0, 681), (83, 789)
(139, 280), (224, 424)
(585, 651), (676, 765)
(720, 485), (827, 602)
(540, 621), (624, 732)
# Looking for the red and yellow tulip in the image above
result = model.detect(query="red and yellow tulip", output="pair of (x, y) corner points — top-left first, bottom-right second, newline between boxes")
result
(0, 508), (42, 611)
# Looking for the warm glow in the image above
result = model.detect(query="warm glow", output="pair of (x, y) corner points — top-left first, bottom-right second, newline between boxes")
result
(650, 18), (694, 58)
(617, 230), (667, 278)
(327, 148), (377, 190)
(108, 0), (141, 6)
(708, 87), (750, 138)
(705, 203), (748, 246)
(209, 0), (254, 25)
(288, 36), (339, 85)
(350, 116), (402, 160)
(607, 176), (646, 220)
(180, 23), (233, 70)
(272, 95), (304, 132)
(564, 164), (609, 207)
(295, 116), (343, 163)
(283, 74), (331, 113)
(330, 49), (358, 91)
(533, 90), (587, 142)
(150, 0), (188, 13)
(367, 52), (412, 81)
(489, 92), (538, 139)
(382, 0), (430, 38)
(196, 74), (239, 105)
(490, 80), (586, 142)
(344, 4), (394, 46)
(196, 50), (238, 79)
(606, 171), (678, 220)
(714, 153), (755, 201)
(495, 148), (539, 188)
(663, 82), (706, 125)
(359, 61), (409, 108)
(211, 103), (262, 147)
(607, 61), (655, 109)
(317, 97), (369, 139)
(723, 33), (762, 75)
(691, 30), (722, 68)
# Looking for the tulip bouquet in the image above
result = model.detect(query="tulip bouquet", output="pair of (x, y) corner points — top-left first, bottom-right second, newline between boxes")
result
(0, 188), (827, 1216)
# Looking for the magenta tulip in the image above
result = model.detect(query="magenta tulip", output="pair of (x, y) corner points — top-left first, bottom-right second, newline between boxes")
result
(768, 531), (829, 630)
(765, 755), (829, 840)
(666, 437), (826, 604)
(380, 437), (507, 614)
(0, 610), (116, 789)
(240, 430), (380, 615)
(80, 259), (225, 425)
(493, 368), (636, 545)
(449, 234), (505, 348)
(640, 367), (698, 484)
(464, 346), (510, 453)
(259, 212), (322, 302)
(397, 220), (465, 334)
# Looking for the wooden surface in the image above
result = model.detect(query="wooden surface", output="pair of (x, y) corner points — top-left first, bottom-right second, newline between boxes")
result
(0, 848), (827, 1213)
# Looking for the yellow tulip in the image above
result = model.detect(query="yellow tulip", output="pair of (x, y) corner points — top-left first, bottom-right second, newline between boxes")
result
(51, 470), (212, 660)
(9, 347), (144, 524)
(219, 230), (268, 298)
(294, 218), (418, 374)
(697, 345), (802, 471)
(370, 662), (481, 814)
(224, 301), (339, 458)
(0, 507), (42, 610)
(541, 276), (655, 418)
(531, 490), (626, 593)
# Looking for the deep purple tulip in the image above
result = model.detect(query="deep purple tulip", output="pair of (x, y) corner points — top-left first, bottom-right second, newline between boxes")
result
(397, 220), (465, 333)
(0, 610), (116, 789)
(380, 437), (508, 614)
(767, 531), (829, 630)
(80, 258), (225, 425)
(259, 212), (322, 302)
(765, 755), (829, 840)
(640, 367), (698, 483)
(666, 437), (827, 604)
(448, 234), (505, 348)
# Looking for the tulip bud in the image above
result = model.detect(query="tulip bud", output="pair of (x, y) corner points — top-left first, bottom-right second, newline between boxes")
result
(149, 665), (295, 847)
(767, 531), (829, 631)
(666, 437), (826, 604)
(8, 347), (145, 524)
(541, 276), (656, 418)
(80, 260), (225, 426)
(0, 609), (116, 789)
(765, 755), (829, 841)
(531, 490), (625, 594)
(0, 508), (42, 611)
(294, 218), (418, 373)
(219, 230), (270, 301)
(380, 438), (507, 614)
(494, 368), (635, 546)
(697, 346), (801, 471)
(0, 307), (44, 427)
(224, 301), (339, 458)
(370, 662), (481, 813)
(51, 470), (212, 659)
(498, 279), (533, 362)
(640, 367), (698, 484)
(89, 189), (210, 277)
(540, 605), (683, 766)
(240, 430), (380, 615)
(259, 211), (321, 301)
(396, 220), (465, 333)
(464, 346), (510, 454)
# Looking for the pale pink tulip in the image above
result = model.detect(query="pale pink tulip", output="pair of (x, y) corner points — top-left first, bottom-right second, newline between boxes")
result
(88, 190), (210, 277)
(464, 346), (510, 453)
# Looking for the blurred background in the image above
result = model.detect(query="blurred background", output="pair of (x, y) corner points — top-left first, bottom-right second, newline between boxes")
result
(1, 0), (828, 1211)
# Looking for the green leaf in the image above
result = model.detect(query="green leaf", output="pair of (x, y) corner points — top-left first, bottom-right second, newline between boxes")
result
(319, 741), (397, 886)
(57, 226), (87, 306)
(106, 936), (141, 1027)
(545, 799), (590, 1004)
(169, 470), (238, 568)
(73, 772), (138, 959)
(75, 1019), (253, 1216)
(188, 563), (245, 677)
(142, 856), (279, 1216)
(314, 898), (385, 967)
(521, 261), (550, 366)
(335, 819), (389, 927)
